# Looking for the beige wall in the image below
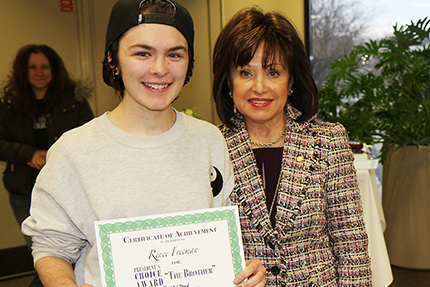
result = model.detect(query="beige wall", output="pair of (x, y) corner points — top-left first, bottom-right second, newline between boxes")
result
(0, 0), (305, 250)
(0, 0), (120, 117)
(222, 0), (305, 38)
(171, 0), (216, 122)
(0, 1), (80, 81)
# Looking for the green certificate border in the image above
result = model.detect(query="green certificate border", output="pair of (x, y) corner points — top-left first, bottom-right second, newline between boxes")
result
(97, 207), (243, 287)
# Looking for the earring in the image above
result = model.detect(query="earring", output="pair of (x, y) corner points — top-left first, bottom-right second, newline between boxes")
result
(112, 68), (121, 81)
(229, 91), (237, 113)
(289, 89), (293, 95)
(184, 75), (191, 85)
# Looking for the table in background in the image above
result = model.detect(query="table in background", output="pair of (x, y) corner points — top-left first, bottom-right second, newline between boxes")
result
(354, 151), (393, 287)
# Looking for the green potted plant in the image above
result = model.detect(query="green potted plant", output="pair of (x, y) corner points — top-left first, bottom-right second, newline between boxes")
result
(318, 17), (430, 162)
(318, 17), (430, 269)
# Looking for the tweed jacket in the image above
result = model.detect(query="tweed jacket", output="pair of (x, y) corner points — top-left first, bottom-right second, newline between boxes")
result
(220, 103), (372, 286)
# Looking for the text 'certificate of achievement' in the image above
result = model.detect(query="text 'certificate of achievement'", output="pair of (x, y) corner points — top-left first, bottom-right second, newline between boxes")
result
(94, 206), (245, 287)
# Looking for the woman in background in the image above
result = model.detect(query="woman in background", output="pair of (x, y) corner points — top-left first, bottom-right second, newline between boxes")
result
(0, 44), (94, 239)
(213, 7), (372, 286)
(0, 44), (94, 286)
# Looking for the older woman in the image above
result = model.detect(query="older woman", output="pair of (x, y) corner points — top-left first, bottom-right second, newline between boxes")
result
(213, 7), (372, 286)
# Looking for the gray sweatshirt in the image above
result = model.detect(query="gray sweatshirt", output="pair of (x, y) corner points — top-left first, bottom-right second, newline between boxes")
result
(22, 110), (233, 286)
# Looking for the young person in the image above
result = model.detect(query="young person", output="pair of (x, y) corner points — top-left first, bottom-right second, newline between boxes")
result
(22, 1), (265, 286)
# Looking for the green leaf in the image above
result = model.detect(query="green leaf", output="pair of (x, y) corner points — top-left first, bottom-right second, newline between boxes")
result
(318, 17), (430, 162)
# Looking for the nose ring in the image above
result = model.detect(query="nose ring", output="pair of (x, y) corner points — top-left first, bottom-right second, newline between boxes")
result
(150, 68), (157, 75)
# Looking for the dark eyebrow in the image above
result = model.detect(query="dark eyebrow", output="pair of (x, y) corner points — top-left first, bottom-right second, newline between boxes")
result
(130, 44), (187, 53)
(167, 46), (187, 53)
(129, 44), (153, 51)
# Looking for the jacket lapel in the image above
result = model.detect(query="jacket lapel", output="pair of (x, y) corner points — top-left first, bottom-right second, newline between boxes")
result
(275, 118), (313, 234)
(223, 103), (321, 239)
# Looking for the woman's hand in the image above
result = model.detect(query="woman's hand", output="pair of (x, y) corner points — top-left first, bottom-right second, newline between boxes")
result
(27, 150), (47, 169)
(233, 259), (266, 287)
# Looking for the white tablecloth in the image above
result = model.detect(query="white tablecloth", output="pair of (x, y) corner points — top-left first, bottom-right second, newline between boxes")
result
(354, 153), (393, 287)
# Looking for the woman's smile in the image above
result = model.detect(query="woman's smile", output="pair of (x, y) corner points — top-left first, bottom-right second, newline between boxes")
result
(248, 98), (273, 107)
(142, 82), (171, 90)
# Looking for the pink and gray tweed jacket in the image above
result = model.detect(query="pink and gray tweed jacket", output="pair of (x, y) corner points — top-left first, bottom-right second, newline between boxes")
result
(220, 103), (372, 286)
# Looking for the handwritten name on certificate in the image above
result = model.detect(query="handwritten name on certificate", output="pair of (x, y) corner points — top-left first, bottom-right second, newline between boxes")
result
(94, 206), (245, 287)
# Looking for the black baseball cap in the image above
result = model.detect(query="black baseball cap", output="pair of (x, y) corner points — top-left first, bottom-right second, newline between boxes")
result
(103, 0), (195, 87)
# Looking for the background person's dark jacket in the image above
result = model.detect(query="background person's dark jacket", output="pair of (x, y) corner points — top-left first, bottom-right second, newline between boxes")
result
(0, 89), (94, 195)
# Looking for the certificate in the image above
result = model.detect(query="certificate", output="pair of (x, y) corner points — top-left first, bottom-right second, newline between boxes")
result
(94, 206), (245, 287)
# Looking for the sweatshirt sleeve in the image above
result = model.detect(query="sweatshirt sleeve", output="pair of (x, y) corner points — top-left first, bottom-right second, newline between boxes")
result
(209, 124), (233, 208)
(22, 139), (92, 265)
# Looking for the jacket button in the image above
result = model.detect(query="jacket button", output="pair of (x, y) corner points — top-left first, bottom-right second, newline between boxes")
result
(270, 266), (281, 275)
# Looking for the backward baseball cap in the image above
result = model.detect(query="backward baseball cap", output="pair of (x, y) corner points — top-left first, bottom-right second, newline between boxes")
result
(103, 0), (195, 86)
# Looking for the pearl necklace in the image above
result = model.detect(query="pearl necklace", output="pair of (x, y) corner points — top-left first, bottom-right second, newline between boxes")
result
(249, 129), (287, 147)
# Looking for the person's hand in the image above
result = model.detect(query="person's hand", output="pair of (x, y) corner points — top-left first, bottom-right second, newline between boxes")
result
(233, 259), (266, 287)
(27, 150), (47, 169)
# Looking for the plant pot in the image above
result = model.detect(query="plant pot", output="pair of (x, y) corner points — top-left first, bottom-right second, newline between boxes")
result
(382, 145), (430, 269)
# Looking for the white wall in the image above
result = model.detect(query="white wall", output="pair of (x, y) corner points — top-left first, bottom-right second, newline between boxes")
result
(222, 0), (305, 37)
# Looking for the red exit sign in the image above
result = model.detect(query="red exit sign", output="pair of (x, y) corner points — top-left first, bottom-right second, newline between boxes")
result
(60, 0), (74, 13)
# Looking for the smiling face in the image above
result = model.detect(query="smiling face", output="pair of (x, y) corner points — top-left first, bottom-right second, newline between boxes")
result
(116, 23), (189, 113)
(27, 53), (52, 99)
(230, 44), (292, 127)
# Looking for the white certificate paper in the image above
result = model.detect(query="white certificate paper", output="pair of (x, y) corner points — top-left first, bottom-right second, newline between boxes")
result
(94, 206), (245, 287)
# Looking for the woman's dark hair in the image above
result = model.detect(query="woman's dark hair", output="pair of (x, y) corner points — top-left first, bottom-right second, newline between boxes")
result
(103, 0), (194, 96)
(3, 44), (76, 118)
(213, 6), (319, 129)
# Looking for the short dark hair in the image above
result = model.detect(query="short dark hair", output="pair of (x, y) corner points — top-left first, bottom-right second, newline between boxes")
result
(213, 6), (319, 129)
(103, 0), (194, 96)
(2, 44), (76, 118)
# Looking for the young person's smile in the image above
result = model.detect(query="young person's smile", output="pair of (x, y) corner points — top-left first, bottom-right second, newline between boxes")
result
(117, 23), (189, 113)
